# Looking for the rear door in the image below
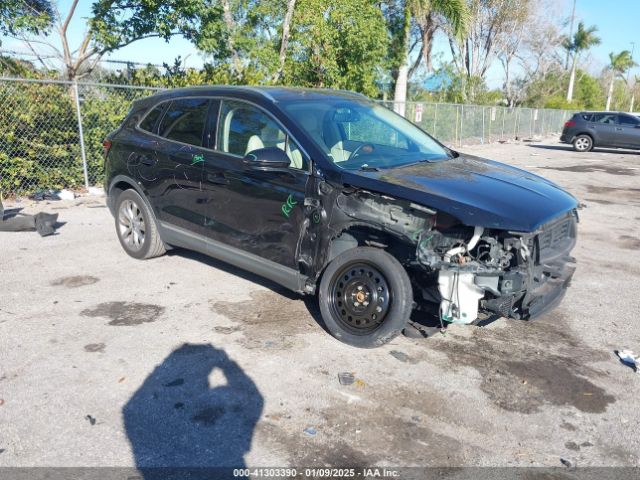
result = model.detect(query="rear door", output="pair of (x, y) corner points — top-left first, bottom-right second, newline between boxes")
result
(588, 113), (620, 146)
(146, 97), (212, 236)
(616, 114), (640, 148)
(201, 98), (310, 269)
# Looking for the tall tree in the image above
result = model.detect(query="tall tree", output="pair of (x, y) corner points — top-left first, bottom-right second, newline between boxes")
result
(446, 0), (529, 102)
(7, 0), (221, 82)
(283, 0), (388, 96)
(274, 0), (296, 83)
(497, 0), (530, 106)
(564, 21), (600, 102)
(605, 50), (636, 110)
(391, 0), (468, 114)
(0, 0), (53, 41)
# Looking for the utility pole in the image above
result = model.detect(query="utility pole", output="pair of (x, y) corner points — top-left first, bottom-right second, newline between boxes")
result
(564, 0), (577, 70)
(628, 42), (636, 112)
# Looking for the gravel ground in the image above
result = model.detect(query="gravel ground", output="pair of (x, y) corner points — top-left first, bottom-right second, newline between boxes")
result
(0, 139), (639, 469)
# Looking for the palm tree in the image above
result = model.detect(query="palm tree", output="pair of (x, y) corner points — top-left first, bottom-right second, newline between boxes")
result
(605, 50), (636, 110)
(564, 22), (601, 102)
(392, 0), (468, 115)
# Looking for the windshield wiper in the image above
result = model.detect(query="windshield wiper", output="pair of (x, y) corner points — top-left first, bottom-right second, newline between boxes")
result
(358, 164), (380, 172)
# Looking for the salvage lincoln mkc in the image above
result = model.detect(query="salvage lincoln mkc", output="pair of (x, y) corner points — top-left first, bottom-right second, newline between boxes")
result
(104, 87), (578, 348)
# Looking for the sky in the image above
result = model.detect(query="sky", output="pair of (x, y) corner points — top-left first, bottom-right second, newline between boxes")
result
(1, 0), (639, 87)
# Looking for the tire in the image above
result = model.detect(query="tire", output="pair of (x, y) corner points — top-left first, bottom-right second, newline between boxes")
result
(318, 247), (413, 348)
(573, 134), (593, 152)
(114, 189), (166, 260)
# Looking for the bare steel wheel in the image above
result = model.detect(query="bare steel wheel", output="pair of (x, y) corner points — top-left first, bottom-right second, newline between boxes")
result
(573, 135), (593, 152)
(329, 262), (391, 334)
(319, 247), (413, 348)
(114, 189), (166, 260)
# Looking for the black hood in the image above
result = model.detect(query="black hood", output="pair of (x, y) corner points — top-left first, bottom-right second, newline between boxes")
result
(339, 153), (578, 232)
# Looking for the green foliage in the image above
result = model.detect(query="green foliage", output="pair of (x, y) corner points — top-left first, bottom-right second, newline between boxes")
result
(0, 79), (157, 194)
(608, 50), (637, 78)
(283, 0), (389, 96)
(0, 82), (82, 193)
(0, 0), (53, 39)
(563, 22), (601, 57)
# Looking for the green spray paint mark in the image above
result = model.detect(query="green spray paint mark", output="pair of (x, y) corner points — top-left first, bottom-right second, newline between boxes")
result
(281, 194), (297, 218)
(191, 154), (204, 165)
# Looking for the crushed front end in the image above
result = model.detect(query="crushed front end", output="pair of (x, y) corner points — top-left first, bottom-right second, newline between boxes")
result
(416, 210), (578, 324)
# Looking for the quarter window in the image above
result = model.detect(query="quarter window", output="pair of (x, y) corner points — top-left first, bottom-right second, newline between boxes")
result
(158, 98), (210, 147)
(139, 104), (165, 133)
(217, 100), (306, 170)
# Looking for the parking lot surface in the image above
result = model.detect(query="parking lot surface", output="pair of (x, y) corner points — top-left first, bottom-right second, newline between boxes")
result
(0, 140), (639, 468)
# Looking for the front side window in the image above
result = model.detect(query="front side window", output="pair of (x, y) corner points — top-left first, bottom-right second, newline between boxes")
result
(217, 100), (306, 170)
(158, 98), (210, 147)
(619, 115), (640, 127)
(283, 100), (450, 170)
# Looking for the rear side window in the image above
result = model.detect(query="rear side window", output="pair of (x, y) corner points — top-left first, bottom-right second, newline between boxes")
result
(158, 98), (210, 147)
(139, 104), (165, 133)
(579, 113), (592, 121)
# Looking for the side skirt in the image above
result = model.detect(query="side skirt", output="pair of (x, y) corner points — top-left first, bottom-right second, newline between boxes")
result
(158, 221), (309, 294)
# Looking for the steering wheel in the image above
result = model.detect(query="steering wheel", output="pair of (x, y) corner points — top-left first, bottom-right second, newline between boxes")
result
(347, 143), (375, 161)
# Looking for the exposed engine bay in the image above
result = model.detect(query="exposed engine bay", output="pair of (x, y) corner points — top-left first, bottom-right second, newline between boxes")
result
(321, 186), (578, 325)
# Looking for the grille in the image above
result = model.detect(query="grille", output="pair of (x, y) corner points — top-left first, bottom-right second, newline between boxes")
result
(537, 214), (576, 262)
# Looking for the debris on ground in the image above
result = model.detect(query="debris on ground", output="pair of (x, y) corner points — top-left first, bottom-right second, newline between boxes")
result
(85, 415), (96, 426)
(560, 457), (576, 470)
(338, 372), (355, 385)
(57, 189), (75, 201)
(29, 189), (61, 201)
(390, 350), (412, 363)
(354, 378), (366, 388)
(0, 398), (5, 406)
(616, 350), (639, 373)
(0, 200), (59, 237)
(303, 427), (317, 437)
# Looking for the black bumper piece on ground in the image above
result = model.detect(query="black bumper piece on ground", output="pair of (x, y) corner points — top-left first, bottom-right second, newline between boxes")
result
(522, 255), (577, 319)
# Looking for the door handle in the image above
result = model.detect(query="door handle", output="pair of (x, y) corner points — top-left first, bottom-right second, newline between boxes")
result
(616, 127), (623, 131)
(139, 154), (155, 166)
(206, 172), (229, 185)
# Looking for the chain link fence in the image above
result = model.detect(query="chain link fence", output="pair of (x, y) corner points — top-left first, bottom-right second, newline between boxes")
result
(381, 101), (573, 147)
(0, 77), (161, 196)
(0, 77), (572, 196)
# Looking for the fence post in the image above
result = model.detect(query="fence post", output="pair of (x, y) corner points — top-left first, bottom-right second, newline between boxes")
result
(481, 107), (485, 144)
(459, 104), (464, 147)
(433, 103), (438, 136)
(73, 80), (89, 189)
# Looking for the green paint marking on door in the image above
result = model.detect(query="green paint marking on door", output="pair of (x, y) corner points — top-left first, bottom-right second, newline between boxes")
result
(191, 154), (204, 165)
(281, 194), (297, 218)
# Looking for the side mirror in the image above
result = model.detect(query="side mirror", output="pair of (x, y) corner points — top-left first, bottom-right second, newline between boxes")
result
(243, 147), (291, 170)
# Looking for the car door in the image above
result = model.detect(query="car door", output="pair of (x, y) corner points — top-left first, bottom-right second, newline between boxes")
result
(616, 114), (640, 148)
(145, 97), (212, 237)
(201, 98), (310, 270)
(588, 113), (620, 146)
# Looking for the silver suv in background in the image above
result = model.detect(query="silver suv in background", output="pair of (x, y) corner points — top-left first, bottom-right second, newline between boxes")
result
(560, 111), (640, 152)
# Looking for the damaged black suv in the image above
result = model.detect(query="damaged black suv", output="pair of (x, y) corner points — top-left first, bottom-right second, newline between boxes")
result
(104, 87), (578, 348)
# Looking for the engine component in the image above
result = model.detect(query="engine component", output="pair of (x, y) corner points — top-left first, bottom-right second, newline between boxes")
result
(438, 226), (485, 324)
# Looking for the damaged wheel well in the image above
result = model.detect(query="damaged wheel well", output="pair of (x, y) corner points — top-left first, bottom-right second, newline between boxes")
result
(328, 226), (417, 265)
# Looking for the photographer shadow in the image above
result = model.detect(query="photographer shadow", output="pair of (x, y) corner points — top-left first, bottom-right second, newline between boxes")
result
(123, 343), (264, 480)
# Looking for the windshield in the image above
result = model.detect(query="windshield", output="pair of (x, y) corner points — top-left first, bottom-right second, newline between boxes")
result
(282, 99), (451, 170)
